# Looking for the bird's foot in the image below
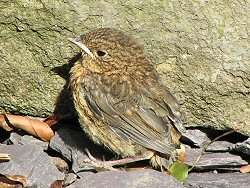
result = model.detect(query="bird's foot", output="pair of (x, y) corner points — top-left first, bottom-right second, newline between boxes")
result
(83, 148), (154, 171)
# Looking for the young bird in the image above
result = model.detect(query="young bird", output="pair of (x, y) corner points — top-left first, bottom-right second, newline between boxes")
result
(69, 28), (186, 170)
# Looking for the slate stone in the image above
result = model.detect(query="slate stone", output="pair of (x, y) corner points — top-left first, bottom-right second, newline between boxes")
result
(8, 132), (22, 144)
(64, 173), (78, 186)
(68, 169), (184, 188)
(75, 171), (95, 179)
(49, 127), (113, 173)
(234, 137), (250, 155)
(182, 129), (211, 148)
(206, 141), (234, 152)
(185, 148), (248, 170)
(0, 144), (64, 188)
(51, 156), (69, 173)
(185, 172), (250, 188)
(9, 132), (49, 150)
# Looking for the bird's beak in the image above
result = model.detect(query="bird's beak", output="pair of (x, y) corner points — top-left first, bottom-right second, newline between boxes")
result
(68, 37), (94, 58)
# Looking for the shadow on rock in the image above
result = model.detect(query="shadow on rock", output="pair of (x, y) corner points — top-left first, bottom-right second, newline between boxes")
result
(51, 52), (81, 117)
(50, 53), (114, 173)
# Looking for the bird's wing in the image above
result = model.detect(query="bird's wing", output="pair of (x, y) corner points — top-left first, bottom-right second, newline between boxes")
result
(82, 86), (183, 155)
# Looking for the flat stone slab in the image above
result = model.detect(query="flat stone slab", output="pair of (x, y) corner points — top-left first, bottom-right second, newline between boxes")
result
(0, 144), (64, 188)
(206, 141), (234, 151)
(182, 129), (211, 148)
(49, 127), (113, 173)
(185, 172), (250, 188)
(9, 132), (49, 150)
(234, 137), (250, 155)
(68, 169), (184, 188)
(185, 148), (247, 170)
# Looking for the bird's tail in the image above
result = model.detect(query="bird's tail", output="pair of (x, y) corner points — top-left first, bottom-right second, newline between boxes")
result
(150, 152), (177, 171)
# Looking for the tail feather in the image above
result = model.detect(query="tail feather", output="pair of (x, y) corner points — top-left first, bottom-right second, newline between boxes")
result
(150, 152), (177, 171)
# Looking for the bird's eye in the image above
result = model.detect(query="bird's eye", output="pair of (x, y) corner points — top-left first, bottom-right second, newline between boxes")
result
(96, 50), (106, 57)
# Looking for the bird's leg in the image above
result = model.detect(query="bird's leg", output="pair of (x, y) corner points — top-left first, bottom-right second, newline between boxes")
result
(84, 148), (97, 162)
(84, 148), (154, 170)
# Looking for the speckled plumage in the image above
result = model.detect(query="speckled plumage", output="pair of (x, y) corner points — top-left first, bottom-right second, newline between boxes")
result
(69, 28), (186, 169)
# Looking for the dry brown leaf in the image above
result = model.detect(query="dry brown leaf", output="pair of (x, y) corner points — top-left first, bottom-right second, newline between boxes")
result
(0, 174), (27, 188)
(43, 114), (66, 127)
(176, 144), (186, 163)
(0, 114), (54, 142)
(4, 174), (27, 187)
(240, 165), (250, 173)
(50, 180), (63, 188)
(178, 151), (186, 163)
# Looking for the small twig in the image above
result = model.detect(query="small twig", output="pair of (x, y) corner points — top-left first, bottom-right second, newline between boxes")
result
(189, 129), (237, 172)
(0, 153), (11, 161)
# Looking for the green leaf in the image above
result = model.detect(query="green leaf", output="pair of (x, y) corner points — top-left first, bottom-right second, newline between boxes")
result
(169, 161), (189, 182)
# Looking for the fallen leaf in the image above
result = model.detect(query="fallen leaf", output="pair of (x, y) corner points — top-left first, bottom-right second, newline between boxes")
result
(0, 174), (27, 188)
(50, 180), (63, 188)
(0, 114), (54, 142)
(176, 144), (186, 163)
(43, 114), (65, 127)
(240, 165), (250, 173)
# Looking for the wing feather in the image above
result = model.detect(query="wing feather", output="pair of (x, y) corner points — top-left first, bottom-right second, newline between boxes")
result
(83, 85), (183, 155)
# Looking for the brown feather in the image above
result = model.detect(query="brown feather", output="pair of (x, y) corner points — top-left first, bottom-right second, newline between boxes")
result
(69, 28), (186, 169)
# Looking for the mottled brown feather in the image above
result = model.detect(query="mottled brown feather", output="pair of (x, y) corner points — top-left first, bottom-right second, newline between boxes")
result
(69, 28), (185, 169)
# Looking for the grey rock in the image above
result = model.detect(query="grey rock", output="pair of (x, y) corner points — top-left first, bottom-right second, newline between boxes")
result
(182, 129), (211, 148)
(0, 144), (64, 188)
(234, 138), (250, 155)
(0, 1), (249, 137)
(20, 135), (49, 150)
(51, 156), (69, 173)
(49, 128), (89, 173)
(8, 132), (22, 144)
(49, 127), (112, 173)
(185, 148), (247, 170)
(206, 141), (234, 152)
(9, 133), (49, 150)
(76, 171), (94, 179)
(185, 172), (250, 188)
(64, 173), (78, 186)
(68, 169), (184, 188)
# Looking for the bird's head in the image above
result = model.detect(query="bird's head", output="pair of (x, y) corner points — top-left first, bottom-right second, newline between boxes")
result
(68, 28), (146, 72)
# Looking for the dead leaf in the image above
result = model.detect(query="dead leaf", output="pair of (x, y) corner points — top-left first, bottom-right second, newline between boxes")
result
(0, 174), (27, 188)
(240, 165), (250, 173)
(43, 114), (66, 127)
(178, 151), (186, 163)
(0, 114), (54, 142)
(176, 144), (186, 163)
(50, 180), (63, 188)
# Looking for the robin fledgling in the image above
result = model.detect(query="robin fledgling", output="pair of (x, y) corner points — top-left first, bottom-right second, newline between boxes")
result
(68, 28), (186, 170)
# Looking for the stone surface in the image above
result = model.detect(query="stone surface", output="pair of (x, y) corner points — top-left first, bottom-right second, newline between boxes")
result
(9, 132), (49, 150)
(49, 127), (113, 173)
(185, 172), (250, 188)
(68, 169), (184, 188)
(206, 141), (234, 152)
(234, 137), (250, 155)
(0, 1), (249, 136)
(51, 156), (69, 173)
(8, 132), (22, 144)
(0, 144), (64, 188)
(185, 148), (248, 170)
(182, 129), (211, 148)
(64, 173), (78, 186)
